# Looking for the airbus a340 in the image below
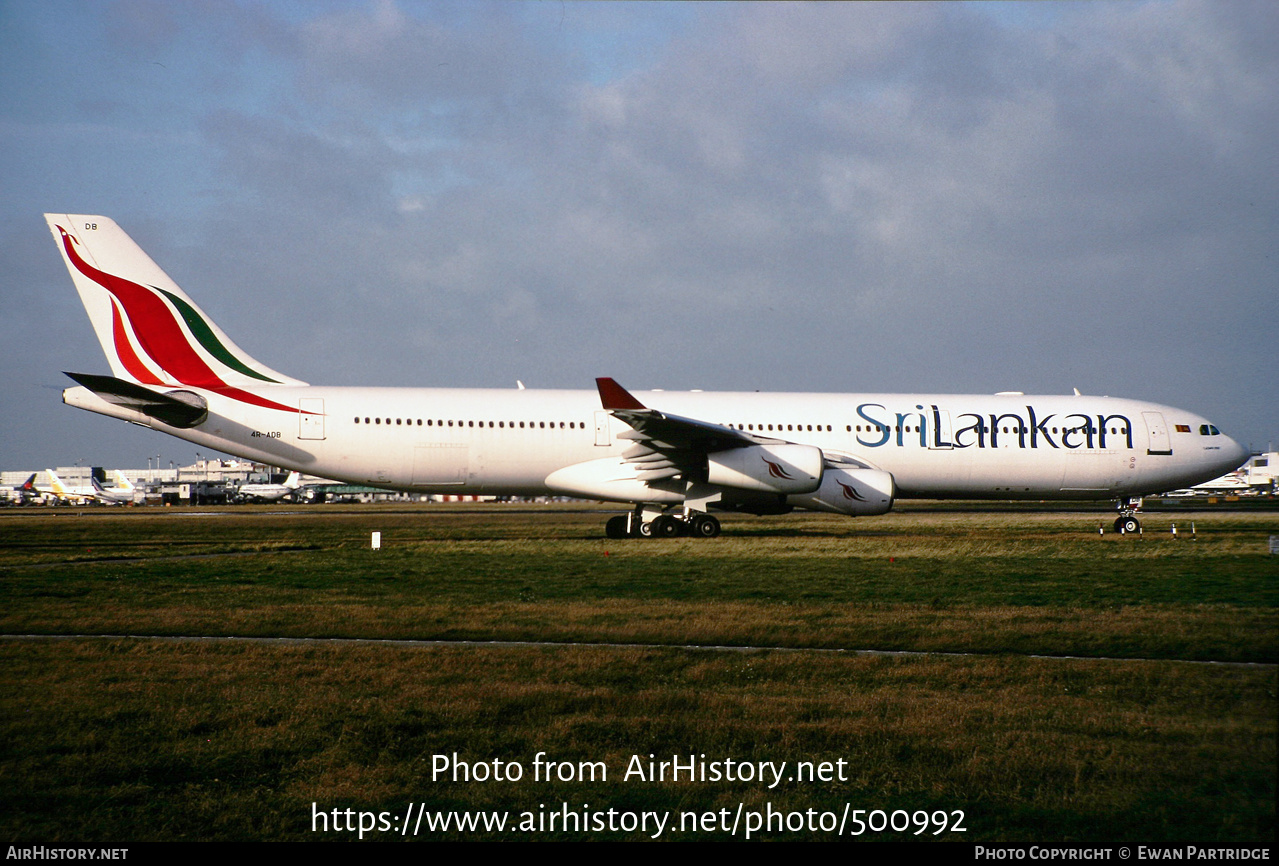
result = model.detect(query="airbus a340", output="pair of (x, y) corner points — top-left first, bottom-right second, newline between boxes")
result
(46, 214), (1247, 537)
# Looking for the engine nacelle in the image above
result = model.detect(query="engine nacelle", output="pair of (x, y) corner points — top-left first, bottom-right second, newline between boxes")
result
(706, 444), (823, 495)
(788, 467), (895, 516)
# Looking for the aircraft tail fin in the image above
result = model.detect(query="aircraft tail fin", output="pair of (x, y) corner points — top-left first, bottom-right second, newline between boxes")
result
(284, 470), (302, 489)
(45, 470), (65, 494)
(44, 215), (307, 389)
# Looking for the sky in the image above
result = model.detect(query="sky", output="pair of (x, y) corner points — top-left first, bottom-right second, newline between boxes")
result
(2, 0), (1276, 472)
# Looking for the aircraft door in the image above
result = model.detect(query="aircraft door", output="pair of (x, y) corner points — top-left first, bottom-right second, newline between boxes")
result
(594, 410), (611, 446)
(1143, 411), (1171, 456)
(928, 409), (953, 450)
(299, 398), (325, 440)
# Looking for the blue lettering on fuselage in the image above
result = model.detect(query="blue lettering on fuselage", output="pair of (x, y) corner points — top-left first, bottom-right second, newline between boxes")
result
(953, 413), (985, 449)
(853, 403), (1131, 452)
(856, 404), (891, 447)
(931, 405), (952, 449)
(1097, 413), (1134, 450)
(1028, 405), (1057, 449)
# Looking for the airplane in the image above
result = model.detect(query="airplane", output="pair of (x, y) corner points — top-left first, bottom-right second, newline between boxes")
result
(33, 468), (135, 505)
(12, 474), (44, 505)
(91, 471), (137, 505)
(39, 469), (100, 505)
(45, 214), (1249, 537)
(232, 470), (302, 503)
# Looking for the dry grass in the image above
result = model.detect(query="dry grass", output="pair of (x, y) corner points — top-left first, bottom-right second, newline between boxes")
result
(1, 503), (1274, 842)
(9, 600), (1271, 663)
(2, 639), (1272, 842)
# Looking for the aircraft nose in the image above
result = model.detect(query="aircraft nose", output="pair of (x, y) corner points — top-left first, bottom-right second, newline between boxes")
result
(1221, 435), (1249, 473)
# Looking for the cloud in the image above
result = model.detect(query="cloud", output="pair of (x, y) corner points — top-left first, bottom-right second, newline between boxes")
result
(2, 0), (1275, 468)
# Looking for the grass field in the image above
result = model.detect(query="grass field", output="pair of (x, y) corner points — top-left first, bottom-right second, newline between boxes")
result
(1, 503), (1275, 843)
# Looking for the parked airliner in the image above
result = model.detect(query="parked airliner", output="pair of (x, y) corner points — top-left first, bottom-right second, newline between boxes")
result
(91, 471), (137, 505)
(45, 214), (1247, 537)
(42, 469), (102, 504)
(27, 469), (134, 505)
(232, 471), (302, 504)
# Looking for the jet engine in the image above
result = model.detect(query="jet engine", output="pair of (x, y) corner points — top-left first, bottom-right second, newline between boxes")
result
(706, 444), (824, 495)
(788, 467), (894, 516)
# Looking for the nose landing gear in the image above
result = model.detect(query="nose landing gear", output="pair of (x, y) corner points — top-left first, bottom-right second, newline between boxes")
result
(1113, 497), (1143, 534)
(1114, 514), (1141, 534)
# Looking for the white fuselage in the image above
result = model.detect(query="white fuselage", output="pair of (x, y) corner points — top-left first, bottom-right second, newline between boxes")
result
(64, 383), (1247, 504)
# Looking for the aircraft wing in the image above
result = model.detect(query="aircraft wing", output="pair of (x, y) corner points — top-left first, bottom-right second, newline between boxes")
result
(595, 378), (772, 447)
(595, 378), (780, 483)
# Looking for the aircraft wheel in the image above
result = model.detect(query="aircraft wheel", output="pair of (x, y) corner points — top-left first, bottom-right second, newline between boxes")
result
(1115, 516), (1140, 534)
(653, 515), (684, 538)
(605, 516), (629, 539)
(634, 520), (654, 538)
(689, 514), (720, 538)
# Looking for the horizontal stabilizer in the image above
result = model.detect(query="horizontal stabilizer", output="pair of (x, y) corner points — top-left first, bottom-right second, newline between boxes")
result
(64, 371), (208, 428)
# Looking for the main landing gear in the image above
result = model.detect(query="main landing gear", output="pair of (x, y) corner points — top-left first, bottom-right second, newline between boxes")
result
(1113, 497), (1143, 534)
(604, 506), (721, 539)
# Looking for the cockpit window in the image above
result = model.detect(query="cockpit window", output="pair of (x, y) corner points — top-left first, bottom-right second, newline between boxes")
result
(1198, 424), (1221, 436)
